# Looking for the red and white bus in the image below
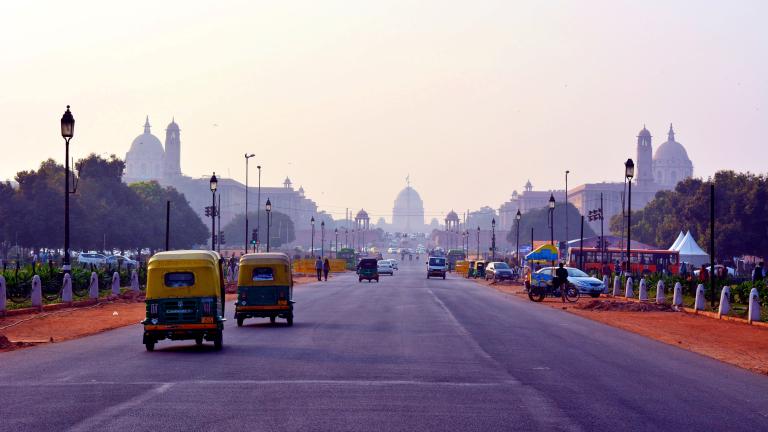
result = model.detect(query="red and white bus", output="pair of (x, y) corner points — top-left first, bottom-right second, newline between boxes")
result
(567, 247), (680, 275)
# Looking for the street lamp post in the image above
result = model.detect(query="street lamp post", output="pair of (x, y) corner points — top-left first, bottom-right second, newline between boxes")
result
(476, 226), (480, 260)
(321, 221), (325, 258)
(210, 173), (218, 251)
(335, 228), (339, 259)
(344, 228), (348, 249)
(565, 170), (570, 242)
(491, 218), (496, 261)
(515, 210), (522, 267)
(244, 154), (255, 254)
(265, 198), (272, 252)
(548, 194), (555, 246)
(310, 217), (315, 257)
(60, 106), (75, 274)
(625, 159), (635, 277)
(256, 165), (261, 251)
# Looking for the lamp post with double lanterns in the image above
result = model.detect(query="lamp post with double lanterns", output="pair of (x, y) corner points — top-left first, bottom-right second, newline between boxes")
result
(548, 194), (555, 246)
(60, 106), (75, 274)
(210, 173), (218, 251)
(344, 228), (349, 249)
(334, 228), (339, 258)
(265, 198), (272, 252)
(624, 158), (635, 277)
(515, 210), (522, 266)
(244, 154), (255, 254)
(491, 218), (497, 261)
(256, 165), (262, 251)
(476, 226), (480, 260)
(310, 217), (315, 257)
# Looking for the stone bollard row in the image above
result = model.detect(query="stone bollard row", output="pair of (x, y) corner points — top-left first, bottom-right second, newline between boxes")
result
(612, 276), (621, 296)
(748, 288), (761, 323)
(656, 280), (665, 305)
(111, 272), (121, 296)
(694, 284), (706, 311)
(718, 286), (730, 318)
(625, 277), (634, 299)
(89, 272), (99, 300)
(638, 278), (648, 301)
(131, 270), (140, 292)
(0, 275), (6, 316)
(673, 282), (683, 307)
(31, 275), (42, 309)
(62, 273), (73, 303)
(602, 276), (609, 294)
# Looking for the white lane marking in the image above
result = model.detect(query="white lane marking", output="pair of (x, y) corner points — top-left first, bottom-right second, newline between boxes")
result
(65, 382), (173, 432)
(2, 379), (518, 388)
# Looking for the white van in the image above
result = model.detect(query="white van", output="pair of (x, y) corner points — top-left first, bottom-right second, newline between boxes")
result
(426, 256), (447, 279)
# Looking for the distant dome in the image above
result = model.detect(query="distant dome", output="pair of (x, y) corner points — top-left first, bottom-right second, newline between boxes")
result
(395, 186), (423, 206)
(166, 118), (179, 131)
(124, 116), (166, 182)
(356, 209), (369, 219)
(654, 139), (690, 162)
(652, 124), (693, 188)
(446, 210), (459, 221)
(638, 126), (651, 138)
(128, 118), (164, 159)
(392, 185), (425, 233)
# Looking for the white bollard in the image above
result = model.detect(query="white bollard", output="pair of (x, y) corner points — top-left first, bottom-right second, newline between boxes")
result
(694, 284), (706, 311)
(656, 280), (666, 304)
(0, 275), (6, 316)
(613, 276), (621, 296)
(718, 286), (730, 318)
(673, 282), (683, 307)
(130, 270), (140, 292)
(89, 272), (99, 299)
(625, 277), (634, 299)
(638, 278), (648, 301)
(111, 272), (121, 296)
(602, 276), (609, 294)
(31, 275), (42, 308)
(748, 288), (761, 323)
(62, 273), (73, 303)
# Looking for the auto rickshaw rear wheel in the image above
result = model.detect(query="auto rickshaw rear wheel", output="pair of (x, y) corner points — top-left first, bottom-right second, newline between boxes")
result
(287, 313), (294, 326)
(213, 333), (223, 350)
(237, 316), (244, 327)
(145, 340), (155, 352)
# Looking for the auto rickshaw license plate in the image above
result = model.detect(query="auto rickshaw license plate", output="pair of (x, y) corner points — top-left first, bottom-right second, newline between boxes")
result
(201, 316), (214, 323)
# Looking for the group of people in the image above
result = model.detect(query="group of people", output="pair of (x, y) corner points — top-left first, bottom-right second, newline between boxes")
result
(315, 256), (331, 281)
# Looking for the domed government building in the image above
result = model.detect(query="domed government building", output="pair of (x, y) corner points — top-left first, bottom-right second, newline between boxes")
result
(122, 116), (320, 232)
(391, 179), (425, 233)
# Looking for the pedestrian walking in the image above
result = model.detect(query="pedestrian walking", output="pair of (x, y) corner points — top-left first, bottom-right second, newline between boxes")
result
(323, 258), (331, 281)
(555, 262), (569, 303)
(315, 256), (323, 281)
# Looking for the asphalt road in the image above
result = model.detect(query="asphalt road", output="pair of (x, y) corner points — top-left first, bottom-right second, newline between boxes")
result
(2, 259), (768, 431)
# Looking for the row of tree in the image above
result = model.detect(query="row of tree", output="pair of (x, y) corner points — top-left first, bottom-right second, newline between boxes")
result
(0, 155), (208, 255)
(506, 203), (596, 245)
(609, 171), (768, 260)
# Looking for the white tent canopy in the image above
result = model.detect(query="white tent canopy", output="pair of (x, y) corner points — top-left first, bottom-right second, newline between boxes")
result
(675, 231), (709, 266)
(669, 231), (685, 250)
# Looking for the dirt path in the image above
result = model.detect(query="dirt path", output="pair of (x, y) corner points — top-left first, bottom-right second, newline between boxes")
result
(474, 277), (768, 375)
(0, 275), (320, 352)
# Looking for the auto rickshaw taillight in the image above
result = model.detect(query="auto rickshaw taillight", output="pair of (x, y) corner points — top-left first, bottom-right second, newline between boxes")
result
(150, 303), (158, 316)
(202, 301), (212, 315)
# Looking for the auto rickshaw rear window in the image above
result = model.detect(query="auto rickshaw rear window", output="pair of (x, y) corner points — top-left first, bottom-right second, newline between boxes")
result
(164, 272), (195, 287)
(252, 267), (275, 281)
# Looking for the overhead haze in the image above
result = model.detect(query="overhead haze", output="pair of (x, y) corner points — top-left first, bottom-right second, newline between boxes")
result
(1, 0), (766, 221)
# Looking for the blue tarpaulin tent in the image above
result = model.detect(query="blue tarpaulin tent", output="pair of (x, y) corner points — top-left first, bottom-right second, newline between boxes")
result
(525, 244), (559, 263)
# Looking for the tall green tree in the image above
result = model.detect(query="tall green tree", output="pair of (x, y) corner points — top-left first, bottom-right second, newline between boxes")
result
(221, 210), (295, 250)
(506, 202), (595, 244)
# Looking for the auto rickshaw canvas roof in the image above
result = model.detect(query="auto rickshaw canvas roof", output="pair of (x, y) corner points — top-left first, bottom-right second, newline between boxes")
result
(148, 250), (221, 265)
(239, 252), (291, 266)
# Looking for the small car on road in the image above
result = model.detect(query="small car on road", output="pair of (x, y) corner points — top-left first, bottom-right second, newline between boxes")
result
(78, 252), (107, 266)
(531, 266), (605, 297)
(485, 262), (515, 282)
(377, 260), (394, 276)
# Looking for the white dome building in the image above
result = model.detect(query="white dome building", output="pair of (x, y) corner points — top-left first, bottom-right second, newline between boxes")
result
(653, 124), (693, 188)
(392, 183), (425, 233)
(124, 116), (166, 183)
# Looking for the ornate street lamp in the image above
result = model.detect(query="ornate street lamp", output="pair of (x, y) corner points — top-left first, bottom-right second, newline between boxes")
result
(548, 193), (555, 246)
(334, 228), (339, 259)
(491, 218), (496, 261)
(265, 198), (272, 252)
(256, 165), (262, 251)
(210, 173), (218, 251)
(60, 106), (75, 273)
(310, 216), (315, 257)
(625, 158), (635, 276)
(321, 220), (326, 258)
(476, 226), (480, 260)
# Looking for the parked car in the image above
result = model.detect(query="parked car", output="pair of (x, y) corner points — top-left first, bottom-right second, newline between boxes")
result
(77, 252), (107, 266)
(387, 259), (398, 270)
(531, 267), (605, 298)
(693, 265), (736, 277)
(485, 262), (515, 281)
(427, 256), (447, 279)
(106, 255), (138, 269)
(378, 260), (394, 276)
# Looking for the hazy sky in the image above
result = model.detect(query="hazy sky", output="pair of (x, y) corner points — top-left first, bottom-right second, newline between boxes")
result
(2, 0), (766, 222)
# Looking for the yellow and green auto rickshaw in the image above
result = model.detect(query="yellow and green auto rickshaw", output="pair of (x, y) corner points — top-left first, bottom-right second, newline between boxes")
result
(142, 250), (226, 351)
(235, 253), (294, 327)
